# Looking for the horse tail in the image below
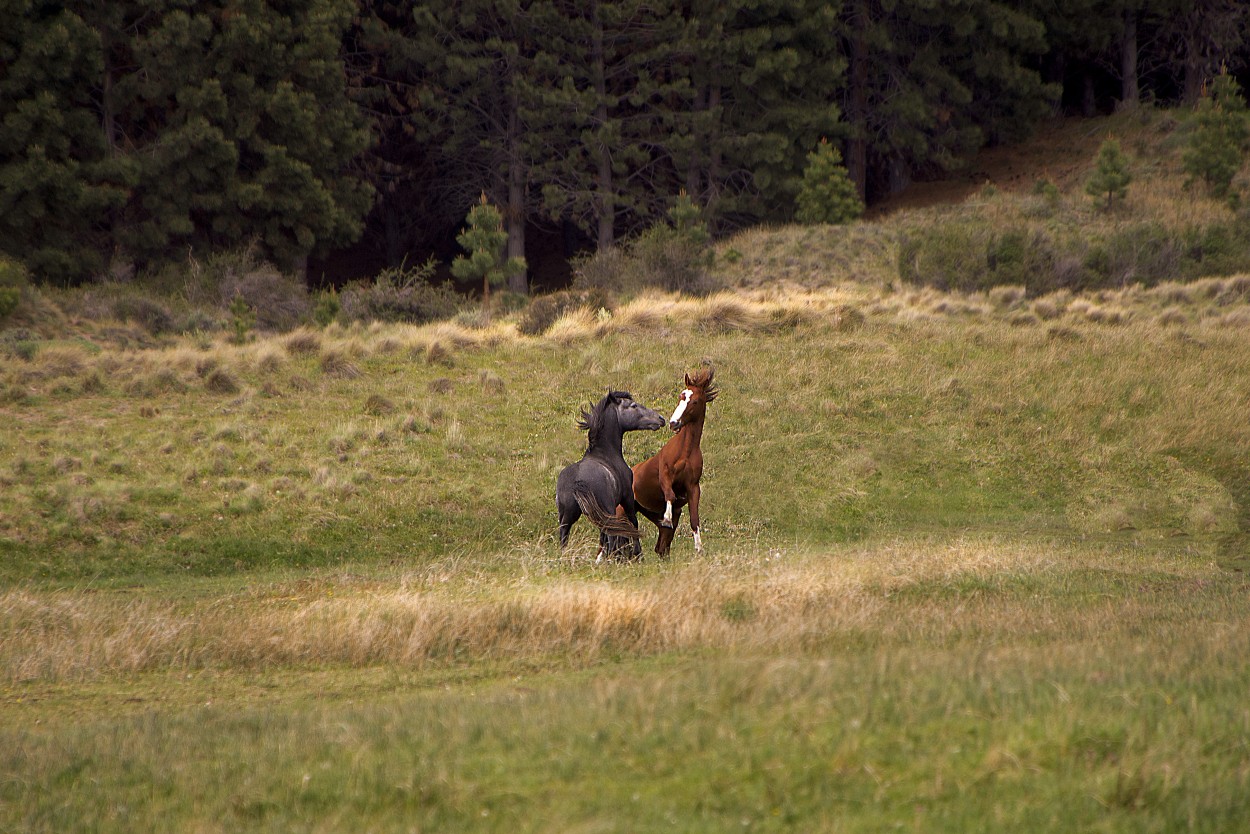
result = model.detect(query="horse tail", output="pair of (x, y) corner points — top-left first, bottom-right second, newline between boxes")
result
(572, 486), (641, 540)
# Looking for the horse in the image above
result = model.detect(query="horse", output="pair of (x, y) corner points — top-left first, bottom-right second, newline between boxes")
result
(632, 367), (717, 557)
(556, 390), (665, 560)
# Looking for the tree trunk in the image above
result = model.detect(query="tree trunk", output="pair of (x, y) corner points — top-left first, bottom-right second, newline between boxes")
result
(591, 1), (615, 251)
(1119, 11), (1139, 110)
(505, 99), (528, 295)
(705, 83), (722, 223)
(845, 0), (869, 201)
(1082, 73), (1097, 117)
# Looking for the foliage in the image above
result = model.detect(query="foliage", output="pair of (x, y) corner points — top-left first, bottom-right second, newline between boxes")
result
(1182, 71), (1250, 202)
(1086, 138), (1133, 210)
(517, 288), (617, 336)
(227, 294), (255, 344)
(450, 196), (526, 306)
(899, 211), (1250, 295)
(0, 0), (372, 283)
(795, 139), (865, 224)
(573, 193), (721, 297)
(0, 257), (28, 319)
(313, 288), (341, 327)
(338, 260), (460, 324)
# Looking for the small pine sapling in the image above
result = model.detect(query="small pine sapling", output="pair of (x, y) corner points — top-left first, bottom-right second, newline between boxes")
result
(795, 139), (864, 225)
(1182, 71), (1250, 205)
(451, 195), (526, 311)
(1085, 138), (1132, 211)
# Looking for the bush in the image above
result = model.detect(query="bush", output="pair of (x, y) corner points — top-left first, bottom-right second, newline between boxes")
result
(338, 260), (462, 324)
(795, 139), (864, 225)
(218, 262), (311, 331)
(111, 295), (175, 334)
(1086, 139), (1132, 210)
(517, 288), (616, 336)
(0, 258), (29, 320)
(572, 193), (721, 298)
(898, 223), (1078, 295)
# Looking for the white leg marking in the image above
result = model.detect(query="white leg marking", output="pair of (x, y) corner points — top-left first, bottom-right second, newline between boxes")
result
(693, 530), (703, 552)
(662, 500), (673, 527)
(595, 547), (605, 564)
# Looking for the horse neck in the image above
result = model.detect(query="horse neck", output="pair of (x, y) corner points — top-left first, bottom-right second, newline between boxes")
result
(589, 410), (625, 459)
(671, 412), (705, 453)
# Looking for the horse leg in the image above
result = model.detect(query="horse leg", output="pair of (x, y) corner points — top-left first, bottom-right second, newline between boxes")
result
(658, 505), (681, 557)
(637, 506), (665, 555)
(622, 497), (644, 560)
(557, 496), (581, 550)
(659, 471), (677, 529)
(688, 483), (703, 553)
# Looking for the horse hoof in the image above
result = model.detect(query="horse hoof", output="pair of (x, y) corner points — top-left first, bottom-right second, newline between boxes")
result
(660, 519), (674, 529)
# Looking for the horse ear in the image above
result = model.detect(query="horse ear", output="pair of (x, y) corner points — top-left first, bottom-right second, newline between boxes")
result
(684, 373), (693, 388)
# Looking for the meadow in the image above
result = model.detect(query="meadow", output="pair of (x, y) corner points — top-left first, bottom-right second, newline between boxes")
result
(2, 111), (1250, 831)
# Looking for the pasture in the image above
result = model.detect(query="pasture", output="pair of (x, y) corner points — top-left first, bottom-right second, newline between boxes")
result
(4, 112), (1250, 831)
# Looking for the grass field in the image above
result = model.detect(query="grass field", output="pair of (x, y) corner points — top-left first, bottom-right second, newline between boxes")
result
(2, 112), (1250, 831)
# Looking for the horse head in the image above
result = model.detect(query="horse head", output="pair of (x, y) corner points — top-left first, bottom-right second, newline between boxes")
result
(579, 390), (665, 444)
(667, 367), (717, 431)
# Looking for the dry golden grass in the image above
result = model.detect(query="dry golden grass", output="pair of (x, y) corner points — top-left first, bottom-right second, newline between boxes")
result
(0, 538), (1227, 685)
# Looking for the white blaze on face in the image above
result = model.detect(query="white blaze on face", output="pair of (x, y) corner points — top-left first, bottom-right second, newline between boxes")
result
(668, 389), (693, 427)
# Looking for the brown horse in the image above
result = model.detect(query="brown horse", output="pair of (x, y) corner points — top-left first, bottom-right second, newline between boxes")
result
(632, 367), (717, 556)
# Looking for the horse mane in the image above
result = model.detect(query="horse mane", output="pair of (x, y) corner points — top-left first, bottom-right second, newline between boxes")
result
(687, 367), (718, 401)
(577, 390), (632, 446)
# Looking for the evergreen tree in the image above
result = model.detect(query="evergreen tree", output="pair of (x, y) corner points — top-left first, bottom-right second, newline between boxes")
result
(839, 0), (1056, 202)
(1086, 138), (1133, 210)
(0, 2), (128, 282)
(450, 195), (526, 308)
(1, 0), (371, 282)
(795, 139), (864, 224)
(675, 0), (847, 227)
(1182, 71), (1249, 200)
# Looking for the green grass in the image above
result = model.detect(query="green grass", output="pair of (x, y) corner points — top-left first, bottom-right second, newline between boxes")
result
(3, 546), (1247, 832)
(3, 110), (1250, 831)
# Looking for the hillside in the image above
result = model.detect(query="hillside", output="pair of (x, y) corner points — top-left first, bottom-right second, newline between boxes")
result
(2, 112), (1250, 831)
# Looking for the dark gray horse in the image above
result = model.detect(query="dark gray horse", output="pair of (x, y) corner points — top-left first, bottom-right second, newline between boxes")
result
(556, 390), (664, 560)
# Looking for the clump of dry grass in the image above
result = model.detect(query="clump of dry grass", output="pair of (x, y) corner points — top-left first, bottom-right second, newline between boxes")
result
(545, 307), (598, 344)
(320, 349), (362, 379)
(694, 294), (765, 333)
(284, 328), (322, 356)
(363, 393), (396, 415)
(204, 367), (240, 394)
(479, 370), (505, 395)
(424, 341), (453, 366)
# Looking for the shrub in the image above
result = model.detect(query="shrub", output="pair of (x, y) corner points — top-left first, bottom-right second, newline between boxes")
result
(339, 260), (461, 324)
(312, 288), (341, 327)
(572, 193), (721, 297)
(111, 295), (175, 335)
(795, 139), (864, 225)
(218, 262), (311, 331)
(1086, 139), (1133, 210)
(0, 258), (27, 320)
(517, 288), (617, 336)
(898, 223), (1074, 294)
(1182, 71), (1249, 202)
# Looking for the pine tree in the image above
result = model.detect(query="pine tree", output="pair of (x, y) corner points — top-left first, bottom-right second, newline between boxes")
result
(1, 0), (371, 282)
(1182, 71), (1249, 201)
(795, 139), (864, 224)
(0, 2), (128, 282)
(450, 195), (526, 309)
(838, 1), (1056, 202)
(1086, 138), (1133, 210)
